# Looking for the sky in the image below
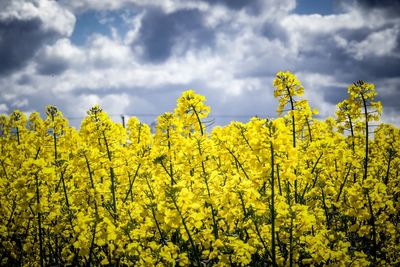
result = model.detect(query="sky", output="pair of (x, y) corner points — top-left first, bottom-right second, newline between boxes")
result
(0, 0), (399, 128)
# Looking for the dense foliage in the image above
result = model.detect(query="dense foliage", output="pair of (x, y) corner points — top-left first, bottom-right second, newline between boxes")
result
(0, 72), (399, 266)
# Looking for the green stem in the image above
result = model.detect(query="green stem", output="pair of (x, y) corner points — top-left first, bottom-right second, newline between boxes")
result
(384, 153), (392, 185)
(151, 206), (164, 243)
(87, 216), (98, 267)
(321, 189), (330, 229)
(1, 160), (9, 180)
(361, 94), (369, 181)
(227, 148), (250, 180)
(123, 163), (141, 203)
(311, 172), (320, 188)
(84, 153), (99, 266)
(367, 193), (377, 262)
(311, 153), (323, 174)
(253, 218), (272, 261)
(35, 172), (45, 267)
(238, 191), (247, 220)
(60, 170), (70, 208)
(289, 215), (293, 267)
(197, 140), (218, 239)
(286, 89), (298, 204)
(16, 127), (20, 145)
(239, 128), (262, 164)
(285, 180), (293, 266)
(6, 198), (16, 228)
(171, 195), (201, 266)
(137, 123), (142, 143)
(191, 104), (204, 135)
(270, 142), (276, 266)
(102, 130), (117, 217)
(286, 89), (296, 148)
(347, 114), (357, 183)
(277, 165), (282, 195)
(159, 160), (176, 185)
(52, 121), (70, 209)
(144, 174), (165, 243)
(305, 116), (312, 142)
(167, 128), (174, 185)
(347, 114), (355, 153)
(294, 175), (298, 204)
(336, 165), (351, 202)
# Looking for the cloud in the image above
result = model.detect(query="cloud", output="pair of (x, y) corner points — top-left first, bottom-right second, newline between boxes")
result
(352, 0), (400, 15)
(0, 0), (399, 128)
(201, 0), (272, 15)
(0, 104), (8, 114)
(277, 3), (400, 108)
(70, 93), (130, 116)
(338, 27), (399, 60)
(35, 38), (84, 75)
(58, 0), (209, 14)
(202, 0), (251, 10)
(12, 98), (29, 109)
(280, 9), (393, 59)
(135, 8), (214, 62)
(0, 0), (75, 75)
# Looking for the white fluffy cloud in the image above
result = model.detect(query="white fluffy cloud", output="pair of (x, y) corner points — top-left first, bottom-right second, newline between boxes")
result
(59, 0), (209, 14)
(71, 93), (130, 116)
(0, 0), (75, 36)
(0, 104), (8, 113)
(280, 8), (397, 57)
(0, 0), (75, 76)
(339, 27), (399, 60)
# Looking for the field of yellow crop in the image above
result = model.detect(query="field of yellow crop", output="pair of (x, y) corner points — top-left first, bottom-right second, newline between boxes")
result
(0, 71), (399, 266)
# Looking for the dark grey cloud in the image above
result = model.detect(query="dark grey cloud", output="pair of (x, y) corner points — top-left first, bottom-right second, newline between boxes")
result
(201, 0), (264, 14)
(17, 74), (35, 86)
(322, 86), (349, 105)
(276, 7), (400, 113)
(137, 8), (215, 62)
(0, 18), (58, 75)
(338, 0), (400, 17)
(315, 2), (399, 114)
(202, 0), (250, 10)
(357, 57), (400, 80)
(261, 21), (289, 42)
(36, 56), (70, 75)
(355, 0), (400, 9)
(300, 47), (400, 112)
(292, 31), (392, 78)
(377, 92), (400, 112)
(0, 0), (75, 76)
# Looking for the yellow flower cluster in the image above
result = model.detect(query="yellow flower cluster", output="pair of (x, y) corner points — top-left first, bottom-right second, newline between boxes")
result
(0, 73), (399, 266)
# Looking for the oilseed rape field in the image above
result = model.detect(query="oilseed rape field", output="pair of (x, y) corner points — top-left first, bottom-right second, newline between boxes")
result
(0, 71), (399, 266)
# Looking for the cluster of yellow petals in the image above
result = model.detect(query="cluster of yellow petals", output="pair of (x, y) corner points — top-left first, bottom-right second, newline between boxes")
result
(0, 72), (399, 266)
